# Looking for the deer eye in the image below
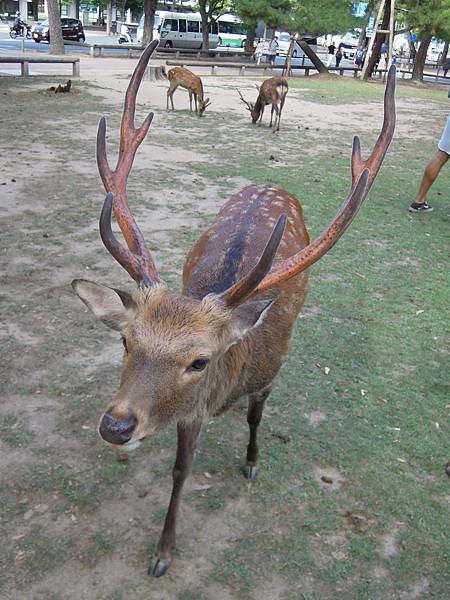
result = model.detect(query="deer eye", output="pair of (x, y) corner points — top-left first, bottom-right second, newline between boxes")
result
(188, 358), (209, 372)
(122, 337), (128, 352)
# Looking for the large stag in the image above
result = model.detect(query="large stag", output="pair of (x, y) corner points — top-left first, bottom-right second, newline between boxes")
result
(72, 41), (396, 577)
(238, 76), (289, 132)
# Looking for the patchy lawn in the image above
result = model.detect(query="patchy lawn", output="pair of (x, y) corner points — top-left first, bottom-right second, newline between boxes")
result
(0, 68), (448, 600)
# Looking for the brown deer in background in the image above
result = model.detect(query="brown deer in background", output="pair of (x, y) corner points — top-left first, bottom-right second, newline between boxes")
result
(238, 76), (289, 132)
(72, 41), (396, 578)
(167, 66), (211, 115)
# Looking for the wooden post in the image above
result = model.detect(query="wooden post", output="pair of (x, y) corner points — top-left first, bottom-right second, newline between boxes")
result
(361, 0), (386, 80)
(387, 0), (395, 67)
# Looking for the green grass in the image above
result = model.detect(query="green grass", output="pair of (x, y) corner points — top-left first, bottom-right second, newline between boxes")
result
(0, 73), (448, 599)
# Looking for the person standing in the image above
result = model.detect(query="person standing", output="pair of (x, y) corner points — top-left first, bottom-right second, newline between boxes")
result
(355, 46), (365, 67)
(268, 34), (279, 66)
(326, 41), (336, 67)
(335, 44), (343, 68)
(408, 112), (450, 212)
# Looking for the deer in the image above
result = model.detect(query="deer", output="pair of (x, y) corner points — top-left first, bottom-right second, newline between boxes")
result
(167, 66), (211, 115)
(72, 40), (396, 578)
(238, 76), (289, 133)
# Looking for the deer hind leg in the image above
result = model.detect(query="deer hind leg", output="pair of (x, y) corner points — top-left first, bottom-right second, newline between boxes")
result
(244, 385), (272, 479)
(149, 420), (202, 577)
(275, 95), (286, 132)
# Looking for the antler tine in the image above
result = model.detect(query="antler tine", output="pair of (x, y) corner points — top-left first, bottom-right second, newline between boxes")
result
(237, 88), (251, 109)
(252, 66), (396, 296)
(351, 65), (396, 191)
(219, 214), (287, 308)
(96, 40), (161, 285)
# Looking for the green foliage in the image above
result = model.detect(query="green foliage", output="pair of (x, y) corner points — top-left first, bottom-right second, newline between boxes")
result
(235, 0), (357, 34)
(398, 0), (450, 39)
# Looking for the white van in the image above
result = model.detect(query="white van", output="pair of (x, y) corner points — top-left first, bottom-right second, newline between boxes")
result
(137, 11), (219, 49)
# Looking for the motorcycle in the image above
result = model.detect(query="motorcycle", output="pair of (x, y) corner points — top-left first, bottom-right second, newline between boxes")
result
(10, 23), (32, 39)
(118, 28), (133, 44)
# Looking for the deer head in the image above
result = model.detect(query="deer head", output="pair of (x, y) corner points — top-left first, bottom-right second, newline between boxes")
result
(72, 41), (396, 450)
(199, 97), (211, 116)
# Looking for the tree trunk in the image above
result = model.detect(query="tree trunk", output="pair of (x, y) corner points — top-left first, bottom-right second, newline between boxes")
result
(298, 39), (328, 74)
(48, 0), (65, 55)
(364, 1), (390, 79)
(201, 12), (209, 54)
(32, 0), (38, 21)
(106, 2), (112, 35)
(412, 36), (431, 82)
(142, 0), (157, 46)
(244, 25), (256, 54)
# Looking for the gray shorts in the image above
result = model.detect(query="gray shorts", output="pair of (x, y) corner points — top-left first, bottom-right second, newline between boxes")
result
(438, 114), (450, 155)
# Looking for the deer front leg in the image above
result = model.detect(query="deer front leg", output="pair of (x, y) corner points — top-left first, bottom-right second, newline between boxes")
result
(148, 420), (202, 577)
(244, 385), (272, 479)
(259, 106), (265, 126)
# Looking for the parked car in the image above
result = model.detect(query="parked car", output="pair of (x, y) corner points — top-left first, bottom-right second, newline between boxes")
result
(31, 18), (85, 43)
(276, 32), (302, 57)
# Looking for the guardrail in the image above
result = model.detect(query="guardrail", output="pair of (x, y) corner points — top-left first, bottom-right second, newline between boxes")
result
(165, 59), (362, 78)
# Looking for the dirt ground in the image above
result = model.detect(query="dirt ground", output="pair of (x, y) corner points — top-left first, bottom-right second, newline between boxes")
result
(1, 54), (449, 600)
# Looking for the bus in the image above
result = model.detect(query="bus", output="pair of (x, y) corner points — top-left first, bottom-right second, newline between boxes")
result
(217, 14), (247, 48)
(137, 11), (219, 49)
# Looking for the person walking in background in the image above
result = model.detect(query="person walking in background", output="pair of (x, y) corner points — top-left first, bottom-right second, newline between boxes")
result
(408, 112), (450, 212)
(335, 44), (343, 68)
(268, 34), (279, 66)
(379, 42), (388, 70)
(355, 46), (365, 67)
(443, 57), (450, 77)
(326, 41), (336, 67)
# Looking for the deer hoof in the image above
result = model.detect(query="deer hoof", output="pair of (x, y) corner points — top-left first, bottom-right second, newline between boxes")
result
(148, 557), (171, 578)
(243, 465), (259, 480)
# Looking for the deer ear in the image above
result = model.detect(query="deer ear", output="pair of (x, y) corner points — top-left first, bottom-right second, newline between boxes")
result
(72, 279), (133, 331)
(229, 298), (276, 342)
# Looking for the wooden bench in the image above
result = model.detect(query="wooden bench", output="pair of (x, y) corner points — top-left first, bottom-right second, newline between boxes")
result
(0, 56), (80, 77)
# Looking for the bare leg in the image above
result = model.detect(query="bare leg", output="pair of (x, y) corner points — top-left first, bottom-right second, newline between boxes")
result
(148, 420), (202, 577)
(244, 385), (272, 479)
(414, 150), (449, 203)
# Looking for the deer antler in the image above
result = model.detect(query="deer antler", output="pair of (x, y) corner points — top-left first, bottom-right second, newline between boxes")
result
(223, 65), (396, 302)
(97, 40), (160, 285)
(237, 88), (252, 111)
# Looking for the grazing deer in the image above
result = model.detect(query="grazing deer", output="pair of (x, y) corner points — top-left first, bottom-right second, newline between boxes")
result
(167, 66), (211, 115)
(238, 76), (288, 132)
(72, 40), (396, 578)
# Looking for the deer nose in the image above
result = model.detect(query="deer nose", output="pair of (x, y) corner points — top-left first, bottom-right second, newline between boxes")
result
(99, 411), (137, 445)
